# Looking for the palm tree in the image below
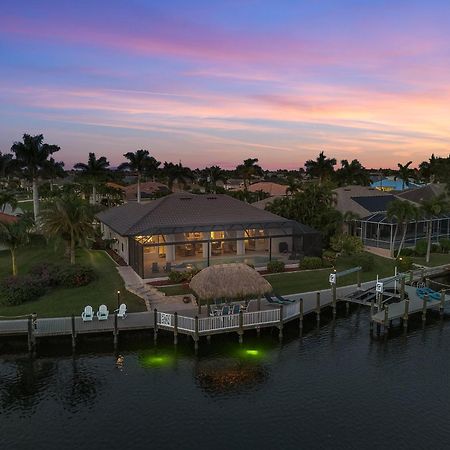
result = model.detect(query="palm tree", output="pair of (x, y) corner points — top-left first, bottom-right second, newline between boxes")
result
(286, 177), (302, 196)
(343, 210), (360, 235)
(118, 149), (153, 203)
(40, 195), (95, 264)
(41, 157), (65, 192)
(305, 151), (336, 185)
(0, 190), (18, 213)
(205, 165), (226, 193)
(0, 216), (33, 275)
(0, 152), (14, 183)
(10, 134), (60, 220)
(236, 158), (263, 189)
(74, 153), (110, 204)
(336, 159), (369, 186)
(162, 162), (194, 191)
(387, 200), (418, 257)
(420, 194), (449, 264)
(396, 161), (414, 190)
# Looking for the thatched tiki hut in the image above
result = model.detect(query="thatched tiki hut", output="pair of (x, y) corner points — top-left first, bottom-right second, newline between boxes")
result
(189, 263), (272, 311)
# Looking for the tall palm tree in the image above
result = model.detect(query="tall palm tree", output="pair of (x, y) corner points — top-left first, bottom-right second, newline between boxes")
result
(305, 151), (336, 185)
(162, 162), (194, 191)
(396, 161), (414, 190)
(236, 158), (263, 189)
(420, 194), (449, 264)
(11, 134), (60, 220)
(0, 216), (33, 275)
(387, 199), (418, 257)
(336, 159), (369, 186)
(0, 152), (14, 183)
(286, 177), (302, 196)
(205, 165), (226, 193)
(41, 157), (65, 191)
(74, 153), (110, 204)
(40, 195), (95, 264)
(118, 149), (153, 203)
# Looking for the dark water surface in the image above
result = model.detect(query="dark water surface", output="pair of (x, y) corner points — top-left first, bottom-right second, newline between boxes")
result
(1, 309), (450, 450)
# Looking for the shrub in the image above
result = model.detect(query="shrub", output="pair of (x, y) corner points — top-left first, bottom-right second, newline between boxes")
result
(322, 250), (337, 263)
(184, 267), (201, 281)
(431, 243), (441, 253)
(57, 264), (96, 288)
(0, 275), (46, 306)
(415, 240), (427, 257)
(168, 270), (186, 283)
(397, 256), (413, 272)
(351, 252), (374, 272)
(267, 260), (285, 273)
(440, 239), (450, 253)
(299, 257), (323, 270)
(330, 234), (363, 255)
(399, 248), (415, 257)
(29, 262), (62, 287)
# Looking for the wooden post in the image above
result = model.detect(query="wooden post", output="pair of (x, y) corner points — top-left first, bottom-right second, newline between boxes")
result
(71, 314), (76, 350)
(357, 270), (361, 289)
(173, 312), (178, 345)
(238, 310), (243, 344)
(153, 308), (158, 343)
(345, 301), (350, 314)
(439, 290), (445, 318)
(400, 278), (405, 301)
(257, 295), (261, 311)
(299, 297), (304, 332)
(27, 315), (33, 352)
(403, 298), (409, 330)
(278, 304), (284, 340)
(383, 304), (389, 334)
(370, 297), (374, 333)
(206, 298), (210, 317)
(194, 315), (199, 350)
(197, 299), (202, 315)
(332, 284), (337, 317)
(113, 312), (118, 347)
(316, 292), (321, 325)
(422, 294), (428, 323)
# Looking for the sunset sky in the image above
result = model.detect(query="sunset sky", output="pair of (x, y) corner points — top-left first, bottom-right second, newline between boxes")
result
(1, 0), (449, 169)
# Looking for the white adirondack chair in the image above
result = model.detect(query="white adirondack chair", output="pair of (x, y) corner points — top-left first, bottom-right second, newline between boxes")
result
(81, 305), (94, 322)
(116, 303), (127, 319)
(97, 304), (109, 321)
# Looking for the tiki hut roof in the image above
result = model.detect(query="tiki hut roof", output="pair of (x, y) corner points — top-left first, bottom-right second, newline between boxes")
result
(189, 263), (272, 300)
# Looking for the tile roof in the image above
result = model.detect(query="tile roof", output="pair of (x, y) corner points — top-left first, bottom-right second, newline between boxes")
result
(248, 182), (287, 196)
(395, 183), (447, 204)
(96, 193), (301, 236)
(351, 195), (397, 213)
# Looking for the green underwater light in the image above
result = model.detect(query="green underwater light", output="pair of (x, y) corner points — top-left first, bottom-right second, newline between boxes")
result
(139, 352), (174, 368)
(245, 349), (260, 356)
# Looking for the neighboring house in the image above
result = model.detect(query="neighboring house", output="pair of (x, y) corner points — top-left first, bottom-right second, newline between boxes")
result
(334, 185), (450, 254)
(107, 181), (170, 201)
(248, 182), (288, 197)
(370, 177), (421, 191)
(224, 179), (245, 191)
(96, 193), (321, 279)
(251, 196), (284, 210)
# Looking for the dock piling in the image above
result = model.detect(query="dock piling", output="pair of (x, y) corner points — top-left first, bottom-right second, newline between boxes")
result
(299, 297), (304, 333)
(113, 312), (118, 347)
(332, 285), (337, 317)
(71, 314), (76, 350)
(238, 310), (244, 344)
(173, 312), (178, 345)
(278, 304), (284, 341)
(440, 291), (445, 318)
(316, 292), (321, 325)
(383, 305), (389, 334)
(422, 294), (428, 323)
(153, 308), (158, 343)
(403, 298), (409, 330)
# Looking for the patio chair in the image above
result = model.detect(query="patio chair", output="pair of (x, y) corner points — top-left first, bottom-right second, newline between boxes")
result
(81, 305), (94, 322)
(97, 304), (109, 321)
(231, 304), (241, 314)
(115, 303), (127, 319)
(264, 293), (283, 305)
(274, 293), (296, 303)
(221, 305), (230, 315)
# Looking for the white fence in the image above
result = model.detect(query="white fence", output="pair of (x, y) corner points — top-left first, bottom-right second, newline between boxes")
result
(156, 308), (285, 335)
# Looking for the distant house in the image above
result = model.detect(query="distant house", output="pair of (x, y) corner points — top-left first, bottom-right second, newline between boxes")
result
(224, 179), (244, 191)
(96, 193), (321, 278)
(370, 177), (421, 192)
(334, 185), (450, 254)
(248, 182), (288, 197)
(107, 181), (170, 201)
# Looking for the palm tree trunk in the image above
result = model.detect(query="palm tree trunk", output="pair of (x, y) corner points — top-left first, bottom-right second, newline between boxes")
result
(391, 224), (398, 257)
(137, 173), (141, 203)
(426, 219), (432, 264)
(92, 184), (96, 205)
(11, 249), (17, 276)
(70, 230), (76, 264)
(396, 223), (407, 258)
(32, 178), (39, 220)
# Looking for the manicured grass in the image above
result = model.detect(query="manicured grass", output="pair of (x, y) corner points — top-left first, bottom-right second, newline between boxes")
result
(17, 200), (34, 213)
(159, 252), (397, 297)
(412, 253), (450, 267)
(0, 241), (146, 318)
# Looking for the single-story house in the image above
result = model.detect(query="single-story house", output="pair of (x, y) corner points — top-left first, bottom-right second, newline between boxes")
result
(248, 181), (288, 197)
(106, 181), (170, 201)
(96, 193), (321, 279)
(334, 185), (450, 253)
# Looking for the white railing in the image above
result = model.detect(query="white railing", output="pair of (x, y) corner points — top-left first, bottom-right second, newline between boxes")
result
(283, 302), (300, 320)
(157, 311), (173, 328)
(198, 314), (240, 332)
(243, 309), (280, 326)
(177, 315), (195, 332)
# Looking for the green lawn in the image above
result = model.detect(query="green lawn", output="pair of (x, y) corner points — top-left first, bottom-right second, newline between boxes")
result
(159, 253), (397, 297)
(412, 253), (450, 267)
(0, 242), (146, 318)
(16, 200), (34, 213)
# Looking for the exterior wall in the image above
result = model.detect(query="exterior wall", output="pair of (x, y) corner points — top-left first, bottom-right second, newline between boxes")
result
(101, 224), (129, 264)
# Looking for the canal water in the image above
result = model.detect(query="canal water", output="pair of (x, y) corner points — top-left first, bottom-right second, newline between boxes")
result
(1, 308), (450, 450)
